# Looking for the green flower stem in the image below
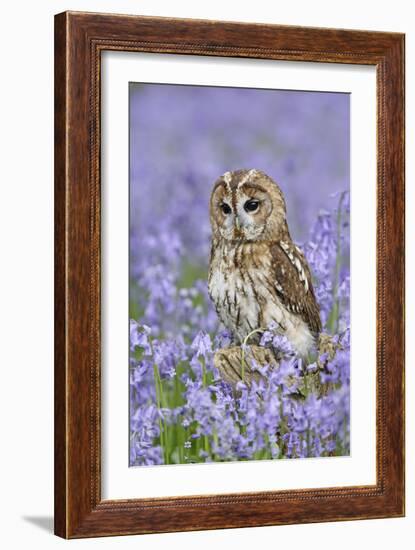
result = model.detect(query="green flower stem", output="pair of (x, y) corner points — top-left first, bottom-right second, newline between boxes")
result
(153, 363), (166, 461)
(148, 337), (172, 464)
(328, 191), (346, 334)
(201, 357), (210, 454)
(153, 362), (170, 464)
(212, 429), (219, 459)
(175, 373), (185, 464)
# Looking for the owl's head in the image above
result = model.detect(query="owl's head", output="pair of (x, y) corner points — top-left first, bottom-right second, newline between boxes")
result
(209, 169), (288, 242)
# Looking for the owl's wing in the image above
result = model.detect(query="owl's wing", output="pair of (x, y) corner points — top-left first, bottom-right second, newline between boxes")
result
(270, 241), (322, 334)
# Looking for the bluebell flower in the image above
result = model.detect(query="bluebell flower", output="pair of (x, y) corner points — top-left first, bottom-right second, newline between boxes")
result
(130, 320), (152, 354)
(191, 331), (212, 358)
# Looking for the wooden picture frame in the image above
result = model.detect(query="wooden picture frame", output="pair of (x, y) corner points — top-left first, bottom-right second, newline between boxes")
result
(54, 11), (405, 538)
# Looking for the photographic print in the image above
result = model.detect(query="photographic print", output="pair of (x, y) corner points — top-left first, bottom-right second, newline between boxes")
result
(129, 82), (350, 467)
(55, 13), (404, 537)
(55, 13), (405, 537)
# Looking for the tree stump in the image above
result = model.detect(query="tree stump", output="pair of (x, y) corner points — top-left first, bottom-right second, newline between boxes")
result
(213, 345), (279, 387)
(214, 334), (342, 395)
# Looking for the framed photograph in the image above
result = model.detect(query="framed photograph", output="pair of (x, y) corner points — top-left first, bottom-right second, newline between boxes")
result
(54, 11), (405, 538)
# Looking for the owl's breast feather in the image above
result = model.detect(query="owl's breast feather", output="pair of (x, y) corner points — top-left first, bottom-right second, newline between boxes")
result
(208, 242), (316, 355)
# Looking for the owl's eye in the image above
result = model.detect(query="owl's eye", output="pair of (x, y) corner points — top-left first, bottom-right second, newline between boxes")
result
(244, 200), (259, 212)
(221, 203), (232, 215)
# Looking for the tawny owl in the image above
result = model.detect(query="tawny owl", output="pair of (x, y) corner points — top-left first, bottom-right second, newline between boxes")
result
(208, 169), (322, 357)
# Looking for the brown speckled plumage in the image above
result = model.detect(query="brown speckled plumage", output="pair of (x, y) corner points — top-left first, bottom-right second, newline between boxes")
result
(208, 169), (321, 356)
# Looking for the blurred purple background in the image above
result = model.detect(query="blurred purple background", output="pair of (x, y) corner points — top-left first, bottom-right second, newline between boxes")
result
(130, 83), (350, 266)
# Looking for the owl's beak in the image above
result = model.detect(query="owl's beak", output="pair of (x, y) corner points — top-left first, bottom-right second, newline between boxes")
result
(233, 216), (243, 239)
